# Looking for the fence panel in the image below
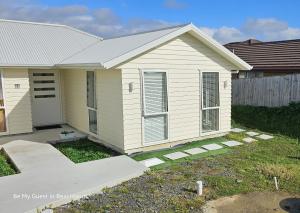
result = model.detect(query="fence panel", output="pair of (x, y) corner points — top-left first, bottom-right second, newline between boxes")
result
(232, 74), (300, 107)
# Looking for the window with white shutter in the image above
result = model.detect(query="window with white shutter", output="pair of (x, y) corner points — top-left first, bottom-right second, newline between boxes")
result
(202, 72), (220, 132)
(143, 71), (168, 143)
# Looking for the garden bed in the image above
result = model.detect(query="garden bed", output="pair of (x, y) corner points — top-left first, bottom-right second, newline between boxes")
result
(53, 139), (119, 163)
(0, 149), (18, 177)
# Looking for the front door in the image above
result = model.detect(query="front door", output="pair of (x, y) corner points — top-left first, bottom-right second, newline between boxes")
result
(29, 70), (63, 127)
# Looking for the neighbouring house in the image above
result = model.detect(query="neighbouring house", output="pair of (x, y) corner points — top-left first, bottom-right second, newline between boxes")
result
(0, 19), (251, 154)
(225, 39), (300, 78)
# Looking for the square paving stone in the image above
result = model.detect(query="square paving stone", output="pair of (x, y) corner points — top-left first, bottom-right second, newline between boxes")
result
(243, 137), (257, 143)
(231, 128), (245, 133)
(139, 158), (165, 167)
(221, 141), (243, 147)
(184, 148), (207, 155)
(163, 152), (189, 160)
(201, 144), (223, 151)
(257, 134), (274, 140)
(246, 131), (259, 136)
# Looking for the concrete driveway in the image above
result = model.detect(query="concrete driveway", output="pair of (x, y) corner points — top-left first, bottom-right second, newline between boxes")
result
(0, 139), (148, 213)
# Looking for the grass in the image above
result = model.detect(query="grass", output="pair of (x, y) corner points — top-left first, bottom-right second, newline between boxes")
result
(53, 139), (119, 163)
(232, 102), (300, 139)
(0, 149), (17, 177)
(132, 137), (231, 169)
(55, 125), (300, 212)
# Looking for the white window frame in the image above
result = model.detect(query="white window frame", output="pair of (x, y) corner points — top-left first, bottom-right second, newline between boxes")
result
(200, 71), (221, 136)
(141, 69), (170, 146)
(0, 70), (8, 135)
(86, 71), (98, 136)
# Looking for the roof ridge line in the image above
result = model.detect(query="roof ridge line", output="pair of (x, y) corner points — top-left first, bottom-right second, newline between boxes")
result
(0, 18), (103, 40)
(104, 23), (190, 40)
(0, 18), (66, 27)
(227, 38), (300, 46)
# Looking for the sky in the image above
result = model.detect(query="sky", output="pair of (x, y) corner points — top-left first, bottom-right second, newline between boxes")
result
(1, 0), (300, 43)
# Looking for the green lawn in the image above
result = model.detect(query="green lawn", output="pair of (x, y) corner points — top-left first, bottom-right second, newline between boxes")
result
(53, 139), (119, 163)
(0, 149), (17, 177)
(55, 125), (300, 212)
(132, 137), (231, 169)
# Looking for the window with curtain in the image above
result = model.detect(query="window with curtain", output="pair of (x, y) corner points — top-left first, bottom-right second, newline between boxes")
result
(87, 71), (97, 134)
(202, 72), (219, 132)
(0, 74), (6, 132)
(143, 72), (168, 143)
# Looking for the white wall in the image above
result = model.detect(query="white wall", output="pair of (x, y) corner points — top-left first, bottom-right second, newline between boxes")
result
(119, 33), (236, 152)
(62, 69), (89, 133)
(2, 68), (33, 135)
(98, 69), (124, 151)
(62, 69), (124, 151)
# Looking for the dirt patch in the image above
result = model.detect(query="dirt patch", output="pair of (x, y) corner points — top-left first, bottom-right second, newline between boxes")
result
(202, 192), (300, 213)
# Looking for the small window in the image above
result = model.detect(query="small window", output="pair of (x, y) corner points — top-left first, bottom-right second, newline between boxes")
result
(87, 71), (97, 135)
(34, 80), (55, 84)
(35, 95), (56, 98)
(88, 109), (97, 134)
(34, 87), (55, 91)
(87, 71), (96, 109)
(33, 73), (54, 76)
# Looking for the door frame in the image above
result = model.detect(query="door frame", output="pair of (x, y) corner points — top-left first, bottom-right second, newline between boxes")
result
(29, 69), (63, 127)
(140, 69), (170, 146)
(199, 70), (221, 136)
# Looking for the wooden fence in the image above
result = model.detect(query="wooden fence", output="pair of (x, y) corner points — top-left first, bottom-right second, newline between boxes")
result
(232, 74), (300, 107)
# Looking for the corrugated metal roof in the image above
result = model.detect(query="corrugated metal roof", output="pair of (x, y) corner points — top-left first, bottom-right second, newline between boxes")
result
(0, 19), (251, 70)
(225, 39), (300, 70)
(59, 24), (187, 66)
(0, 19), (101, 66)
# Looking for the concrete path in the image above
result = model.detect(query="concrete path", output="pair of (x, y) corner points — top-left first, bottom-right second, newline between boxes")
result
(0, 140), (148, 213)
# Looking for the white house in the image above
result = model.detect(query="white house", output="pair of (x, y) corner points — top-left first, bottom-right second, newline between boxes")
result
(0, 19), (251, 154)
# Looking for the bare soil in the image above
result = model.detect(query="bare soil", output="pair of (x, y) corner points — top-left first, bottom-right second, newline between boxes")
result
(202, 192), (300, 213)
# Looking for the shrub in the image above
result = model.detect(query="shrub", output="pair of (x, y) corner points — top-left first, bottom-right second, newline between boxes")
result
(232, 102), (300, 138)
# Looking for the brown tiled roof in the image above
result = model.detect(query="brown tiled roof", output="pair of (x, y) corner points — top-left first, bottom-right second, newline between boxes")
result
(224, 39), (300, 71)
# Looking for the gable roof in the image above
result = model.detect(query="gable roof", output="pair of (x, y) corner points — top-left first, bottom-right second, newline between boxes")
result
(225, 39), (300, 71)
(59, 23), (252, 70)
(0, 19), (102, 67)
(0, 19), (251, 70)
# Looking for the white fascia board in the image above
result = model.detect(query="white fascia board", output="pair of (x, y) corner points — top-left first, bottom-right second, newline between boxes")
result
(189, 24), (252, 70)
(103, 23), (252, 70)
(55, 63), (104, 69)
(0, 64), (54, 68)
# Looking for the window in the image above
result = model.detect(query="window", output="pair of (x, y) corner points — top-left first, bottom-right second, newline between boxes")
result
(202, 72), (219, 133)
(0, 74), (6, 132)
(87, 71), (96, 109)
(143, 72), (168, 143)
(87, 71), (97, 134)
(88, 109), (97, 134)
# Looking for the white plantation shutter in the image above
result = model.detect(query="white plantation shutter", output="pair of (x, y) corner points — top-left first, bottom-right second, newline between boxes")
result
(202, 72), (219, 132)
(144, 115), (167, 143)
(143, 72), (168, 143)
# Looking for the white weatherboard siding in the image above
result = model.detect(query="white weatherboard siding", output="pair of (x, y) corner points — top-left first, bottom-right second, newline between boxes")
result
(98, 69), (124, 151)
(62, 69), (124, 151)
(119, 33), (235, 152)
(2, 68), (33, 135)
(62, 69), (89, 134)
